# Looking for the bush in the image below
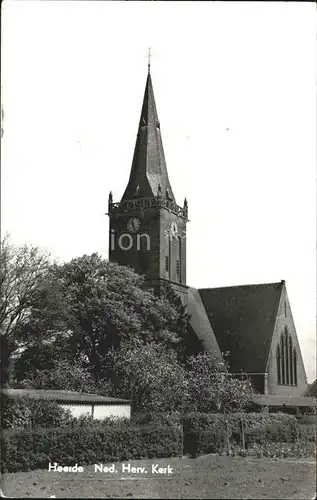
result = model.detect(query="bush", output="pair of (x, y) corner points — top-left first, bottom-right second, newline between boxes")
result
(243, 422), (298, 447)
(186, 353), (254, 413)
(297, 424), (317, 443)
(185, 429), (228, 457)
(245, 441), (316, 459)
(297, 414), (316, 425)
(182, 412), (297, 434)
(1, 422), (182, 473)
(1, 396), (73, 430)
(182, 412), (299, 456)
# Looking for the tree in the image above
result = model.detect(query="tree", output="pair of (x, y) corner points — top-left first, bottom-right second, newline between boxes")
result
(158, 281), (192, 360)
(107, 343), (189, 413)
(103, 346), (253, 415)
(0, 235), (52, 386)
(18, 359), (102, 394)
(13, 339), (70, 383)
(16, 253), (189, 383)
(186, 351), (254, 413)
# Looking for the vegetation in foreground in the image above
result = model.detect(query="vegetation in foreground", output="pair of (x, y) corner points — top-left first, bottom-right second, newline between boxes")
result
(1, 235), (254, 414)
(0, 236), (315, 486)
(1, 398), (315, 473)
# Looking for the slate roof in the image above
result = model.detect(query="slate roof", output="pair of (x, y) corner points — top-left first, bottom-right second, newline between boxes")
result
(0, 389), (131, 405)
(121, 70), (175, 202)
(199, 282), (284, 373)
(187, 287), (225, 366)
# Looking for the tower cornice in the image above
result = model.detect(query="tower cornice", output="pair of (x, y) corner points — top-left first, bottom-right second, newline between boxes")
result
(108, 194), (188, 221)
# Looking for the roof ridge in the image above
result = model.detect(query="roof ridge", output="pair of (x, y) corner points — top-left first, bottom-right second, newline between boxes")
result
(199, 281), (284, 292)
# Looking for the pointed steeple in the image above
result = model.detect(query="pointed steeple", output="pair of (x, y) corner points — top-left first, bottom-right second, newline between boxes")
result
(121, 69), (175, 202)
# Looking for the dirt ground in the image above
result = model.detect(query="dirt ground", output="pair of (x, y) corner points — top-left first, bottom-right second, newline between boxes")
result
(1, 454), (316, 499)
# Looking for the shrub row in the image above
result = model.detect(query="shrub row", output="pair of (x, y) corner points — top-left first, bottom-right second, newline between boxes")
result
(131, 411), (181, 428)
(2, 406), (315, 472)
(234, 441), (316, 459)
(182, 412), (303, 457)
(1, 423), (182, 473)
(182, 412), (297, 433)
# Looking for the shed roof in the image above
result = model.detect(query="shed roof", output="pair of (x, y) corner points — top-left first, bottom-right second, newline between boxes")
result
(0, 389), (131, 405)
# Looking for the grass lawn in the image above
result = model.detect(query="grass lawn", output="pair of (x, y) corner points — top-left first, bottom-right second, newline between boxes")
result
(1, 455), (315, 499)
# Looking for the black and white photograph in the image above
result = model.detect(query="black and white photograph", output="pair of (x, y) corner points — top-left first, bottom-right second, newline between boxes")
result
(1, 1), (316, 498)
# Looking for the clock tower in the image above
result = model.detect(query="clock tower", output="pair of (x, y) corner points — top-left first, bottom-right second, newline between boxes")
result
(107, 64), (188, 300)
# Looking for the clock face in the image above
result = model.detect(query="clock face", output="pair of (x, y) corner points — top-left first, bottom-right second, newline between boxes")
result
(170, 222), (178, 236)
(126, 217), (141, 233)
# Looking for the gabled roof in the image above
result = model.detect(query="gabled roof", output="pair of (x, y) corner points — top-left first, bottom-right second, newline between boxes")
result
(121, 69), (175, 202)
(199, 282), (284, 373)
(0, 388), (131, 405)
(187, 287), (225, 366)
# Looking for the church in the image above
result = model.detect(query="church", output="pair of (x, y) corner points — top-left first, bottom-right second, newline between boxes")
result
(107, 63), (311, 409)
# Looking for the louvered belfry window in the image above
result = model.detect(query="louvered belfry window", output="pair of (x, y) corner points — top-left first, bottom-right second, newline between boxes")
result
(165, 255), (169, 272)
(277, 328), (297, 386)
(276, 345), (281, 384)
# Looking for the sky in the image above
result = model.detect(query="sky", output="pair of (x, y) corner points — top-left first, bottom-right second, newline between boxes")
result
(1, 1), (316, 382)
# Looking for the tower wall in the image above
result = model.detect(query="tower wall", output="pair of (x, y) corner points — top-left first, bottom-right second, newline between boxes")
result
(108, 69), (188, 295)
(109, 199), (187, 286)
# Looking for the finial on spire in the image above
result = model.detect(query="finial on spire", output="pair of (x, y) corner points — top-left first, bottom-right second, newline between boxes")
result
(183, 197), (188, 218)
(148, 46), (152, 73)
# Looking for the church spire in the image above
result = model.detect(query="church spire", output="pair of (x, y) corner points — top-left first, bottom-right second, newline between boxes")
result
(121, 64), (175, 202)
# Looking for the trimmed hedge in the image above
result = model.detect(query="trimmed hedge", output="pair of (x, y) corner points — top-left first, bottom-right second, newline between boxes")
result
(1, 423), (182, 473)
(0, 396), (73, 429)
(243, 423), (298, 447)
(131, 412), (181, 428)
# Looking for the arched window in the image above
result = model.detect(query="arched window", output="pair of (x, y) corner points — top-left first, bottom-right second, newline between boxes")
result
(289, 337), (293, 385)
(276, 345), (281, 384)
(177, 236), (182, 283)
(285, 328), (289, 385)
(293, 349), (297, 386)
(165, 255), (169, 272)
(168, 232), (172, 280)
(278, 331), (297, 386)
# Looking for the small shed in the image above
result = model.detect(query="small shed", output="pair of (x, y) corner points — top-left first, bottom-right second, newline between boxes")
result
(1, 389), (131, 420)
